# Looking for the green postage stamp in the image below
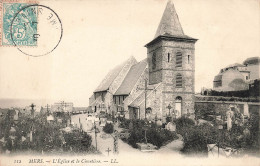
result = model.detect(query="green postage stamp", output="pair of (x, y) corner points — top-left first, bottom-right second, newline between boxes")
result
(0, 0), (38, 46)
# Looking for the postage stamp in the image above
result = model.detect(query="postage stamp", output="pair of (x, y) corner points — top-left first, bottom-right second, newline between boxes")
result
(0, 0), (38, 46)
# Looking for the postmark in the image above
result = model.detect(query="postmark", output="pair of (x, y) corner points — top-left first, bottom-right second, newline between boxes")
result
(0, 0), (38, 46)
(1, 0), (63, 57)
(10, 4), (63, 56)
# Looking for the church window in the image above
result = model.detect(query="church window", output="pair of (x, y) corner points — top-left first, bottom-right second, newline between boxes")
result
(176, 52), (182, 67)
(176, 73), (182, 88)
(152, 52), (156, 70)
(188, 55), (190, 64)
(168, 53), (170, 62)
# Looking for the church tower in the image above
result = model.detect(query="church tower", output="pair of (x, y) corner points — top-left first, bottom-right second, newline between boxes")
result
(145, 0), (198, 119)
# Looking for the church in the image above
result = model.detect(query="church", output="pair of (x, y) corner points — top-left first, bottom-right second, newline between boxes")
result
(89, 0), (198, 123)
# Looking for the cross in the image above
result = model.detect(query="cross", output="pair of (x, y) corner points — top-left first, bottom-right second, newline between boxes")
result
(106, 147), (111, 156)
(137, 79), (156, 119)
(46, 104), (50, 114)
(30, 103), (36, 117)
(167, 104), (172, 116)
(58, 101), (71, 112)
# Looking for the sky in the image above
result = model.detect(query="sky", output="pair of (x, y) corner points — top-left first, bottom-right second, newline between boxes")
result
(0, 0), (259, 107)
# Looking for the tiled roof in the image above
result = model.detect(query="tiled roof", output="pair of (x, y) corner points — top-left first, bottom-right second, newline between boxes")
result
(94, 57), (136, 93)
(114, 59), (147, 95)
(154, 0), (184, 38)
(128, 83), (161, 108)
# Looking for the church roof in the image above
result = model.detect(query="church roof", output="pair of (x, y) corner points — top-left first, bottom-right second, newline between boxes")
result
(94, 56), (136, 93)
(154, 0), (184, 38)
(145, 1), (197, 47)
(114, 59), (147, 95)
(128, 83), (161, 108)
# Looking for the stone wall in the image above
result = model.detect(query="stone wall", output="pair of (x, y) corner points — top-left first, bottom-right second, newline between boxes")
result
(138, 83), (163, 120)
(146, 38), (196, 120)
(195, 100), (260, 117)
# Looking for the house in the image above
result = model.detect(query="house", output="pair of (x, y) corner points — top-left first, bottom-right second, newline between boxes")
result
(213, 57), (260, 92)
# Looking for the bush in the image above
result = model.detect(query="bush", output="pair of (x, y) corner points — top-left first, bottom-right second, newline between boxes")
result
(80, 133), (92, 149)
(181, 123), (218, 155)
(103, 123), (114, 134)
(122, 119), (178, 148)
(181, 128), (208, 155)
(64, 131), (92, 152)
(119, 118), (131, 129)
(147, 128), (178, 147)
(175, 117), (195, 136)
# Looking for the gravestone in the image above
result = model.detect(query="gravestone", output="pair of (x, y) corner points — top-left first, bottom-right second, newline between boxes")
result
(166, 122), (176, 132)
(100, 118), (107, 127)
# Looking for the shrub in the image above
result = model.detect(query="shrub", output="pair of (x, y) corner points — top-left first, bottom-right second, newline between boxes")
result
(64, 131), (92, 152)
(175, 117), (195, 136)
(147, 128), (178, 147)
(103, 123), (114, 134)
(119, 118), (131, 129)
(122, 119), (178, 148)
(80, 133), (92, 150)
(181, 123), (218, 155)
(181, 127), (208, 155)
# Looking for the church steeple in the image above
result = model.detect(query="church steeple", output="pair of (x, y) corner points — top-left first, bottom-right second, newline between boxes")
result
(154, 0), (184, 38)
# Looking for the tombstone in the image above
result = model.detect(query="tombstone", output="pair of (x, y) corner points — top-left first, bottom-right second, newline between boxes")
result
(85, 120), (93, 131)
(166, 122), (176, 132)
(243, 103), (249, 117)
(136, 143), (157, 152)
(227, 112), (232, 131)
(47, 115), (54, 122)
(100, 118), (107, 127)
(156, 120), (162, 127)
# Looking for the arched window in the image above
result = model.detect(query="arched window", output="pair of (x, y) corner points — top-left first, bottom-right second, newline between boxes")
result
(168, 53), (170, 62)
(176, 73), (182, 88)
(176, 52), (182, 67)
(152, 52), (156, 69)
(188, 55), (190, 64)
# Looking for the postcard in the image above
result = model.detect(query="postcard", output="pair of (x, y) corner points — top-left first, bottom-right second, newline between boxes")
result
(0, 0), (259, 165)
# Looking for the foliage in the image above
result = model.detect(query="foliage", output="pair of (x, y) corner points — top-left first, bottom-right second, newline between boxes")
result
(122, 119), (178, 148)
(103, 123), (114, 134)
(180, 123), (218, 155)
(0, 111), (95, 154)
(119, 118), (131, 129)
(64, 131), (92, 152)
(146, 128), (178, 147)
(175, 117), (195, 136)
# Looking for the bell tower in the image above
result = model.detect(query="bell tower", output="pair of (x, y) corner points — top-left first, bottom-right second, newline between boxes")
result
(145, 0), (198, 119)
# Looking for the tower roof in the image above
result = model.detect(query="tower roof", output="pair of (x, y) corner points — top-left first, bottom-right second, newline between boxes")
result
(145, 1), (197, 47)
(154, 0), (184, 38)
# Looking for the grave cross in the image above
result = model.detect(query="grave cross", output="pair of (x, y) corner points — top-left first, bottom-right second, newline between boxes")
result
(167, 104), (172, 116)
(46, 104), (50, 114)
(137, 79), (156, 119)
(106, 147), (111, 156)
(30, 103), (36, 117)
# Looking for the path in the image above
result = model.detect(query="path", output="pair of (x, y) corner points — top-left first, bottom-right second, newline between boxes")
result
(71, 114), (184, 156)
(155, 134), (184, 156)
